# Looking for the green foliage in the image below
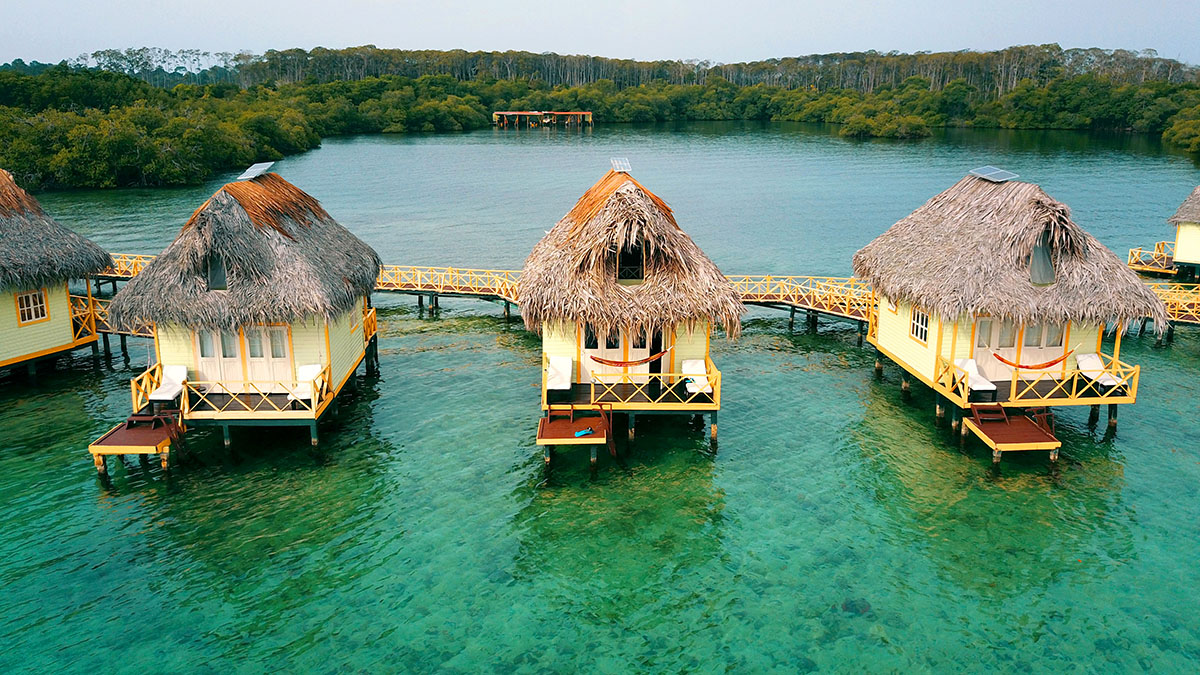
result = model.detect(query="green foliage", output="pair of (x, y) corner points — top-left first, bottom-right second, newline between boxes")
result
(2, 56), (1199, 191)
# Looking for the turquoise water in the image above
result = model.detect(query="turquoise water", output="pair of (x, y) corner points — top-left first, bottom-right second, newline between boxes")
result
(4, 122), (1200, 672)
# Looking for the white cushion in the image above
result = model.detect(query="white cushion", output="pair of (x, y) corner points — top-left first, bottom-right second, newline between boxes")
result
(547, 356), (573, 390)
(149, 365), (188, 401)
(1076, 353), (1121, 387)
(682, 359), (712, 394)
(954, 358), (996, 392)
(288, 364), (325, 402)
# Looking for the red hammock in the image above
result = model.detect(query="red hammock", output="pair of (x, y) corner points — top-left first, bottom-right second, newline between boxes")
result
(590, 350), (669, 368)
(992, 349), (1074, 370)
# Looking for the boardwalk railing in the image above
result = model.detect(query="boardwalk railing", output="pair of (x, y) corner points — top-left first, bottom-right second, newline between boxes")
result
(727, 275), (872, 320)
(376, 265), (521, 302)
(103, 254), (156, 278)
(1127, 241), (1175, 274)
(68, 294), (99, 343)
(1146, 282), (1200, 325)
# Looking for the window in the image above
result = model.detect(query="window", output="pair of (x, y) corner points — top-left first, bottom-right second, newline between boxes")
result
(617, 242), (643, 280)
(206, 255), (228, 291)
(15, 289), (48, 324)
(246, 329), (264, 358)
(220, 330), (238, 358)
(1044, 324), (1065, 348)
(998, 319), (1016, 349)
(1030, 229), (1055, 285)
(269, 328), (288, 358)
(910, 308), (929, 343)
(605, 332), (620, 350)
(976, 319), (993, 348)
(198, 330), (215, 358)
(584, 325), (598, 350)
(1024, 324), (1044, 347)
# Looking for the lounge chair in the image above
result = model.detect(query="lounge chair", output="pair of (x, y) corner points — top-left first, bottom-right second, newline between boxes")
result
(1075, 353), (1122, 388)
(148, 365), (188, 410)
(547, 356), (573, 390)
(288, 364), (325, 408)
(954, 358), (997, 401)
(682, 359), (712, 395)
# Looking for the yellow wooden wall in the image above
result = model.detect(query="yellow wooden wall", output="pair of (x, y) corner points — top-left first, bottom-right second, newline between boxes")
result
(541, 320), (578, 382)
(157, 324), (195, 374)
(875, 296), (941, 383)
(1175, 222), (1200, 265)
(327, 306), (366, 391)
(290, 317), (325, 370)
(0, 285), (75, 366)
(672, 321), (709, 372)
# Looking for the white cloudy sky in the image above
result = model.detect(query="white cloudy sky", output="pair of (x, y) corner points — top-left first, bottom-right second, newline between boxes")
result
(3, 0), (1197, 65)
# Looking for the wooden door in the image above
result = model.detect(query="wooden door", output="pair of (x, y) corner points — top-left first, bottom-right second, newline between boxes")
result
(195, 329), (243, 391)
(244, 326), (292, 388)
(581, 325), (623, 380)
(626, 329), (650, 383)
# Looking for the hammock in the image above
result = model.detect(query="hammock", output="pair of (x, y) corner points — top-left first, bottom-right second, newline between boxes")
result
(992, 349), (1074, 370)
(590, 350), (670, 368)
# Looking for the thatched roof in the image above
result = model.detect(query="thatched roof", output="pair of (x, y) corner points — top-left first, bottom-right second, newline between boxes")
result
(1167, 186), (1200, 225)
(0, 169), (111, 291)
(518, 170), (743, 338)
(108, 173), (380, 330)
(853, 175), (1167, 329)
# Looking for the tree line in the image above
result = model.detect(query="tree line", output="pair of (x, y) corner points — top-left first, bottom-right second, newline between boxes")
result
(1, 44), (1199, 190)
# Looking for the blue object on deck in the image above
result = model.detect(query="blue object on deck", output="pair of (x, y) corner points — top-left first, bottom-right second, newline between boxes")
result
(575, 427), (594, 438)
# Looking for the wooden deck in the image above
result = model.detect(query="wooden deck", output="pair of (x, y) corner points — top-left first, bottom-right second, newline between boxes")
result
(536, 415), (609, 445)
(547, 383), (716, 409)
(89, 416), (182, 473)
(963, 417), (1061, 452)
(1127, 242), (1178, 276)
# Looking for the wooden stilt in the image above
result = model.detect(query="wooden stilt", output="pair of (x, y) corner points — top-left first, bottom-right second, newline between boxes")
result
(857, 320), (865, 347)
(544, 445), (552, 467)
(1088, 404), (1100, 426)
(102, 333), (110, 355)
(900, 371), (911, 397)
(504, 301), (511, 321)
(222, 425), (232, 448)
(26, 361), (36, 380)
(788, 307), (795, 331)
(935, 402), (945, 426)
(959, 419), (969, 448)
(590, 445), (597, 468)
(874, 349), (884, 378)
(950, 409), (961, 433)
(1138, 317), (1148, 337)
(93, 454), (107, 476)
(710, 411), (718, 448)
(807, 310), (818, 332)
(627, 413), (635, 441)
(119, 334), (128, 357)
(431, 294), (439, 309)
(1167, 324), (1175, 343)
(992, 449), (1002, 464)
(160, 450), (169, 470)
(417, 295), (424, 309)
(1107, 404), (1118, 429)
(309, 422), (319, 447)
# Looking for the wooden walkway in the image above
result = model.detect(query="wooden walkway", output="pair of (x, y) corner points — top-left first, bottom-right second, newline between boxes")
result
(95, 253), (1195, 328)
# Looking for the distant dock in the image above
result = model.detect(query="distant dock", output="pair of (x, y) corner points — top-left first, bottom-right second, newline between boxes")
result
(493, 111), (593, 128)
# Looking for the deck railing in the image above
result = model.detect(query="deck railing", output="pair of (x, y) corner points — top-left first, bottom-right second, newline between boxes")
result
(933, 353), (1138, 407)
(101, 253), (156, 278)
(363, 306), (378, 340)
(68, 294), (99, 343)
(585, 356), (722, 409)
(131, 362), (164, 413)
(180, 364), (334, 417)
(726, 275), (872, 319)
(376, 265), (521, 301)
(1127, 241), (1175, 272)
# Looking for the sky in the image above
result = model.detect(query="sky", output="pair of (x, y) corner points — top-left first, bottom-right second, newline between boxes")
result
(2, 0), (1198, 66)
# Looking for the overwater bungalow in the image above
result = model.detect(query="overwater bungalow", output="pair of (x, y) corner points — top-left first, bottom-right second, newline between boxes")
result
(519, 166), (743, 466)
(1127, 185), (1200, 279)
(0, 168), (111, 376)
(854, 169), (1166, 462)
(91, 168), (380, 473)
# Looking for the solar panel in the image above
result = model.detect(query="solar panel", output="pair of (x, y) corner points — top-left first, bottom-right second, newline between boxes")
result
(237, 162), (275, 181)
(610, 157), (632, 173)
(969, 166), (1019, 182)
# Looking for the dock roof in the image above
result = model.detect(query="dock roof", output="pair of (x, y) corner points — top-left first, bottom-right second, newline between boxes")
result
(0, 169), (112, 291)
(108, 173), (380, 330)
(853, 174), (1167, 329)
(518, 170), (743, 338)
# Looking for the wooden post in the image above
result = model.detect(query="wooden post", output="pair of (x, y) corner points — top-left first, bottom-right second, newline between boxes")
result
(710, 411), (718, 448)
(222, 425), (231, 448)
(119, 334), (128, 357)
(160, 450), (169, 471)
(959, 419), (969, 448)
(1138, 317), (1148, 337)
(590, 445), (597, 468)
(627, 413), (635, 441)
(432, 294), (439, 309)
(935, 402), (945, 426)
(874, 349), (884, 378)
(901, 371), (911, 397)
(102, 333), (111, 355)
(26, 361), (37, 380)
(544, 446), (552, 467)
(504, 301), (511, 321)
(1088, 404), (1100, 426)
(309, 422), (319, 447)
(950, 409), (960, 433)
(807, 310), (818, 333)
(1167, 323), (1175, 343)
(1107, 404), (1118, 429)
(857, 320), (865, 347)
(93, 454), (107, 476)
(788, 307), (795, 331)
(417, 295), (424, 309)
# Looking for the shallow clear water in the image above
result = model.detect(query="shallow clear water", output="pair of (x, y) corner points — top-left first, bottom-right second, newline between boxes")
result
(5, 122), (1200, 672)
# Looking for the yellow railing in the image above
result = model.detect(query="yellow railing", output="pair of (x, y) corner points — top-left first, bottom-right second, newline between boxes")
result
(932, 353), (1139, 407)
(101, 253), (156, 278)
(586, 356), (722, 409)
(68, 294), (98, 342)
(363, 306), (378, 340)
(376, 265), (521, 301)
(1127, 241), (1176, 273)
(131, 362), (164, 413)
(1147, 282), (1200, 324)
(726, 275), (873, 319)
(179, 364), (334, 417)
(934, 356), (970, 408)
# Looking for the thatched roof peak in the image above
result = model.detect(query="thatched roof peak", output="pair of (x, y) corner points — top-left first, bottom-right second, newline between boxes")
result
(0, 168), (112, 291)
(518, 170), (743, 338)
(108, 173), (381, 330)
(853, 174), (1166, 329)
(1167, 185), (1200, 225)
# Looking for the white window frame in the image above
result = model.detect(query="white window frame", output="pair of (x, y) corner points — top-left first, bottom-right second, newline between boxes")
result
(910, 307), (929, 344)
(16, 288), (49, 325)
